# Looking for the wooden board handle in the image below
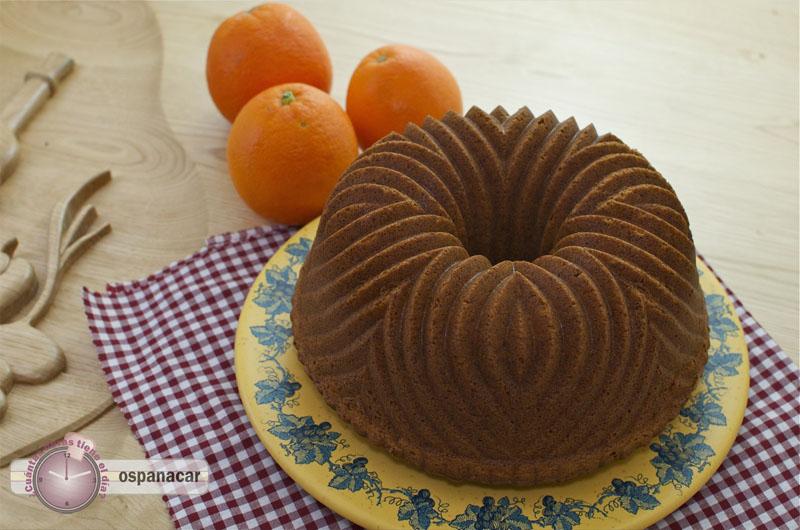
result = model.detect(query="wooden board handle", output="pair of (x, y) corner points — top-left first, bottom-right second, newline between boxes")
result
(24, 52), (74, 95)
(1, 52), (74, 134)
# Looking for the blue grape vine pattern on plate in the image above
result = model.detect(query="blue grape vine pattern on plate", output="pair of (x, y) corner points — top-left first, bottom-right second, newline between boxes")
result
(250, 239), (743, 530)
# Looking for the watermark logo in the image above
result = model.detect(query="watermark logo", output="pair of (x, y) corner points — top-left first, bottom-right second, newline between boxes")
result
(11, 432), (208, 514)
(13, 432), (107, 514)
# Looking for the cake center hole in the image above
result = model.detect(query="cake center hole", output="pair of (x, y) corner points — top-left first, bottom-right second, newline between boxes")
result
(463, 211), (546, 265)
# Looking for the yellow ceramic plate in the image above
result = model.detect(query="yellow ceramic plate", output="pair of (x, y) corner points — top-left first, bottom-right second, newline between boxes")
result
(235, 218), (749, 530)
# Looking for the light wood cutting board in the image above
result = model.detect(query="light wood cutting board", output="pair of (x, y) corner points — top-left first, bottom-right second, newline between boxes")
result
(0, 1), (253, 466)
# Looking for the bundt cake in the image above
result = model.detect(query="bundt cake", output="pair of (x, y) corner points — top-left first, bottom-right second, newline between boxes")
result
(290, 106), (709, 487)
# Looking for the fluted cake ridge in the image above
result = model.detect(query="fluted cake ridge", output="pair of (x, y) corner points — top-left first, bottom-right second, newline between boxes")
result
(291, 106), (709, 486)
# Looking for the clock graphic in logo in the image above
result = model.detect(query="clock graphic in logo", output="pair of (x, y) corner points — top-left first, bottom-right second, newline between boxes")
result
(32, 446), (101, 513)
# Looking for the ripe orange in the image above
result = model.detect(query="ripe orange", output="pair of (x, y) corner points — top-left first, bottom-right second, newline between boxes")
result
(346, 44), (462, 149)
(206, 3), (332, 122)
(227, 83), (358, 225)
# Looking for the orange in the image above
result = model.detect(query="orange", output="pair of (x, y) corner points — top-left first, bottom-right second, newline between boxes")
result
(346, 44), (462, 148)
(227, 83), (358, 225)
(206, 3), (332, 122)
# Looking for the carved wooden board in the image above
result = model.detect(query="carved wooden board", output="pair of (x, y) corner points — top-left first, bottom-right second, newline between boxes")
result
(0, 51), (73, 183)
(0, 1), (240, 466)
(1, 171), (111, 421)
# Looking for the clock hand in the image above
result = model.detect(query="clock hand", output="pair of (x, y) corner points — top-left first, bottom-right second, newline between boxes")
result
(64, 454), (69, 480)
(48, 470), (65, 480)
(71, 470), (92, 479)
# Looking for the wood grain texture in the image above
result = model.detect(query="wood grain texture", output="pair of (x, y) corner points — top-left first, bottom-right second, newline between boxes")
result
(0, 52), (73, 182)
(0, 1), (796, 528)
(0, 0), (208, 497)
(0, 171), (111, 427)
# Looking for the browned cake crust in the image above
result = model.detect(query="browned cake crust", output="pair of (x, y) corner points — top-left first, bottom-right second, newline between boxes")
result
(290, 106), (709, 487)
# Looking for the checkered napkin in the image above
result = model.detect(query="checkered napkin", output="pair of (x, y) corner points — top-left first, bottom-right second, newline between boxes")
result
(82, 225), (799, 530)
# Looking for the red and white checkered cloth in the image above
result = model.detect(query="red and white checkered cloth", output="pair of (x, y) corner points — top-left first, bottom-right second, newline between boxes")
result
(82, 225), (799, 530)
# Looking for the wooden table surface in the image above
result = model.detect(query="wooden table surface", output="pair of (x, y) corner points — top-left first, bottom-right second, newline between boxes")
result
(1, 1), (797, 528)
